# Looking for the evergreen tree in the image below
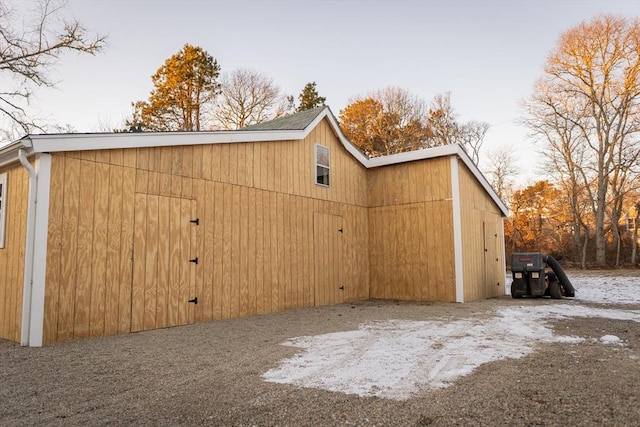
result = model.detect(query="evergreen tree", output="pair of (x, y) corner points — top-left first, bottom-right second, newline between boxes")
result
(296, 82), (326, 112)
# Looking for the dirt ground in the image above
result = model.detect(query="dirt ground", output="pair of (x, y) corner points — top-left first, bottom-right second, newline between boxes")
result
(1, 270), (639, 426)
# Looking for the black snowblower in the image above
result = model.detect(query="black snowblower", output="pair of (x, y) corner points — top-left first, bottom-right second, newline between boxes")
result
(510, 253), (575, 299)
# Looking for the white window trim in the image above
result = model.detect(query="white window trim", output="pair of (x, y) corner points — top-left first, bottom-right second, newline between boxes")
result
(0, 172), (7, 248)
(315, 143), (330, 188)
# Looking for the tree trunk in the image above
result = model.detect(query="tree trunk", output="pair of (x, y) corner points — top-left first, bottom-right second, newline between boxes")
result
(613, 222), (621, 267)
(581, 231), (588, 270)
(595, 187), (607, 266)
(632, 217), (638, 265)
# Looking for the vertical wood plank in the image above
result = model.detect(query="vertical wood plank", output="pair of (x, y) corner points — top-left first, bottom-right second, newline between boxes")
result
(131, 194), (146, 332)
(109, 149), (124, 166)
(118, 167), (136, 333)
(143, 195), (159, 330)
(212, 144), (222, 183)
(230, 185), (241, 317)
(89, 162), (110, 338)
(188, 199), (198, 324)
(182, 146), (193, 178)
(237, 143), (247, 187)
(202, 144), (213, 181)
(239, 185), (249, 316)
(202, 181), (215, 320)
(73, 160), (96, 339)
(247, 188), (256, 315)
(192, 145), (203, 179)
(246, 143), (254, 187)
(178, 198), (191, 325)
(254, 189), (264, 314)
(221, 184), (232, 318)
(269, 191), (279, 311)
(192, 179), (205, 323)
(167, 196), (182, 327)
(213, 182), (224, 319)
(171, 146), (183, 176)
(104, 165), (123, 337)
(118, 167), (136, 334)
(262, 190), (272, 313)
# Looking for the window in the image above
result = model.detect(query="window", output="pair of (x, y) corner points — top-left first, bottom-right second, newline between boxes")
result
(315, 144), (330, 187)
(0, 173), (6, 248)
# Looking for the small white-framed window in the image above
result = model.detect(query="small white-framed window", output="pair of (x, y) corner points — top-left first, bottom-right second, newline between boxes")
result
(315, 144), (330, 187)
(0, 172), (7, 248)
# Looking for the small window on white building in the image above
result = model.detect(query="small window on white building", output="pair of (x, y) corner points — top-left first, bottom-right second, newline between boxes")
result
(315, 144), (330, 187)
(0, 173), (7, 248)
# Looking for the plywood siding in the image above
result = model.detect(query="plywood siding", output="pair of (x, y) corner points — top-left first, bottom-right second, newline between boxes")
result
(368, 157), (451, 207)
(42, 117), (370, 343)
(0, 163), (29, 343)
(368, 158), (456, 302)
(369, 201), (455, 302)
(457, 160), (505, 301)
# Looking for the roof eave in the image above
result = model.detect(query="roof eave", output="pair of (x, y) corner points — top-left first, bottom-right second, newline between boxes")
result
(24, 129), (306, 153)
(0, 139), (33, 169)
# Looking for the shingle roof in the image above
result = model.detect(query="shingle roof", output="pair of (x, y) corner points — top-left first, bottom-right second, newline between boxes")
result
(241, 106), (327, 131)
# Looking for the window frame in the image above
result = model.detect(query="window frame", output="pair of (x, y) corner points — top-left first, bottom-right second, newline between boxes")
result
(0, 172), (7, 248)
(314, 143), (330, 188)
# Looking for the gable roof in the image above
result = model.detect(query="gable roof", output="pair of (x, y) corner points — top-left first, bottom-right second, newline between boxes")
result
(0, 106), (508, 215)
(242, 107), (326, 131)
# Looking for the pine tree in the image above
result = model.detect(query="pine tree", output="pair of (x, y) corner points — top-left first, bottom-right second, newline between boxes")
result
(296, 82), (326, 112)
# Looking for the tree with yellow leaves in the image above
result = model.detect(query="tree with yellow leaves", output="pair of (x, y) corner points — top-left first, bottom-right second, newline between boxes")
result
(524, 15), (640, 266)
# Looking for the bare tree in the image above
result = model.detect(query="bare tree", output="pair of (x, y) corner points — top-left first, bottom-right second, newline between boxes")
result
(427, 92), (489, 164)
(0, 0), (106, 134)
(523, 15), (640, 266)
(484, 145), (518, 201)
(213, 69), (291, 129)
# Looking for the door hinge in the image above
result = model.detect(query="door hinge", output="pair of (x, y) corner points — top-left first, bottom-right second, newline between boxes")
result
(189, 257), (199, 264)
(190, 218), (199, 225)
(338, 227), (343, 233)
(188, 297), (198, 304)
(339, 285), (344, 291)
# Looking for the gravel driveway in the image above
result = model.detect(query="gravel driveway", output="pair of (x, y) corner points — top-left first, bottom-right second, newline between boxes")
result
(1, 275), (639, 426)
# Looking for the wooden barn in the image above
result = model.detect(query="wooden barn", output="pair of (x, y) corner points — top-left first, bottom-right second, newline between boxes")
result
(0, 106), (508, 346)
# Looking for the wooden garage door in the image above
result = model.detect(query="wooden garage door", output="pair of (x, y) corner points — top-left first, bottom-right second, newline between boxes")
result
(313, 212), (344, 306)
(132, 194), (198, 332)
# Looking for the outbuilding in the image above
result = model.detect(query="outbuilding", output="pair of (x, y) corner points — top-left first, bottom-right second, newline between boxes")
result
(0, 106), (508, 346)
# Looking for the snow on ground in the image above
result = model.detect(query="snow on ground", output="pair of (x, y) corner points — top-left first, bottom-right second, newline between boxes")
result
(263, 272), (640, 400)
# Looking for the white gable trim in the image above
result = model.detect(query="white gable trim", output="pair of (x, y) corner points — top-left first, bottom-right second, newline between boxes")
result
(8, 106), (508, 216)
(450, 156), (465, 303)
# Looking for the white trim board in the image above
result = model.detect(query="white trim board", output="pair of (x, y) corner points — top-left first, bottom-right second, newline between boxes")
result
(7, 106), (508, 216)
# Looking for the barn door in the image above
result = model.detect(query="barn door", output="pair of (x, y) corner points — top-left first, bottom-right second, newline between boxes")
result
(313, 212), (344, 306)
(483, 215), (502, 291)
(132, 194), (198, 332)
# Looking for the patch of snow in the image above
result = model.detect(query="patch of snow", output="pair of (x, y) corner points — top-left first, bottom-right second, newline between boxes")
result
(599, 335), (624, 345)
(263, 303), (640, 400)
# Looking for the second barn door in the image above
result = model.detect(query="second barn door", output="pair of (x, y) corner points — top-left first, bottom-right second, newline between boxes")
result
(132, 194), (198, 332)
(313, 212), (344, 306)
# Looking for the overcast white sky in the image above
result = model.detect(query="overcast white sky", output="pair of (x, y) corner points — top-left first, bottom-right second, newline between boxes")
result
(23, 0), (640, 181)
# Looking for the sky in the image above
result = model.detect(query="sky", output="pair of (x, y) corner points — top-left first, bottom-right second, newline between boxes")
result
(263, 272), (640, 400)
(16, 0), (640, 182)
